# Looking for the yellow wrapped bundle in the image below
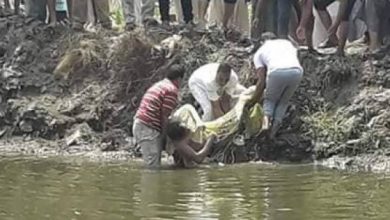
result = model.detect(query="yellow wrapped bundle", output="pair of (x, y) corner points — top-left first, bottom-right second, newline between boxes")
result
(171, 86), (263, 146)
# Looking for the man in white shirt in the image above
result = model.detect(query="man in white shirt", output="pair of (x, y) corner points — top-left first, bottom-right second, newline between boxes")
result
(252, 32), (303, 139)
(189, 62), (246, 122)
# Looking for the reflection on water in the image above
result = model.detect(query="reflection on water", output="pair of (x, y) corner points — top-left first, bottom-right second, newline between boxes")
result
(0, 157), (390, 220)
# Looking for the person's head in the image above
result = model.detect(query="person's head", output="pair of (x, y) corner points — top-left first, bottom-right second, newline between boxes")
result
(166, 120), (191, 142)
(216, 62), (232, 87)
(166, 64), (185, 83)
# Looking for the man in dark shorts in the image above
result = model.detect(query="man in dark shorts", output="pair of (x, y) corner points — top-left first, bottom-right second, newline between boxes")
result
(314, 0), (356, 55)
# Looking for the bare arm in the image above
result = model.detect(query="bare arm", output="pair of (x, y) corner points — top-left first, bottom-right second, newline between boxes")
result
(211, 100), (225, 119)
(251, 67), (267, 104)
(219, 92), (232, 113)
(161, 110), (170, 135)
(161, 92), (178, 140)
(176, 135), (216, 164)
(160, 108), (171, 146)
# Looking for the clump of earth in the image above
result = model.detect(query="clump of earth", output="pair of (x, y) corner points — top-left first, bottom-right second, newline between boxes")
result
(0, 11), (389, 171)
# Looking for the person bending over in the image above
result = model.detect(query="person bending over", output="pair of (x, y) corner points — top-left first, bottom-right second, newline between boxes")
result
(189, 62), (246, 122)
(252, 33), (303, 139)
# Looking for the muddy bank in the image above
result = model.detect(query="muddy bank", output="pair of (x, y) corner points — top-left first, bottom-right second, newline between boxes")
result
(0, 12), (389, 171)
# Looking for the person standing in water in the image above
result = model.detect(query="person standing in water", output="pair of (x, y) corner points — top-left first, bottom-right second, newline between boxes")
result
(133, 65), (185, 168)
(252, 32), (303, 139)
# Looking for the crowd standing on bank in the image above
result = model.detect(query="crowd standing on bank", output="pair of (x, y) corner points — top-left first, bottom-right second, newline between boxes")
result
(2, 0), (389, 168)
(2, 0), (389, 53)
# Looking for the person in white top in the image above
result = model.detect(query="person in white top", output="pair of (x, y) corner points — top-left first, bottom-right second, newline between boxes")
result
(189, 62), (246, 122)
(252, 32), (303, 139)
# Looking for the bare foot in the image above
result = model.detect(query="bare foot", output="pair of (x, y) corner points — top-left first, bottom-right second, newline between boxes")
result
(262, 116), (270, 131)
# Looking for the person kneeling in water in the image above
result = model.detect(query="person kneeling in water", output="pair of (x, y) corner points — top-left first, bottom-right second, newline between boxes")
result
(166, 121), (216, 168)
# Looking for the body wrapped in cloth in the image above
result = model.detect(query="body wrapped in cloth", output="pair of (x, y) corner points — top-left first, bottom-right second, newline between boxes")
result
(167, 86), (264, 166)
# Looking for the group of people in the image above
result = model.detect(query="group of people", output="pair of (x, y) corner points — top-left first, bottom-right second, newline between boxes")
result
(133, 33), (303, 168)
(2, 1), (388, 166)
(2, 1), (389, 54)
(1, 0), (111, 28)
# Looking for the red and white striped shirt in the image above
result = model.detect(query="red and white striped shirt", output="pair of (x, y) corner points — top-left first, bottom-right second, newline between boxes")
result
(135, 79), (179, 131)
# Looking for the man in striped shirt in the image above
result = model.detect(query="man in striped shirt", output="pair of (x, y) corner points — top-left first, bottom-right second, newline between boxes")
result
(133, 65), (185, 168)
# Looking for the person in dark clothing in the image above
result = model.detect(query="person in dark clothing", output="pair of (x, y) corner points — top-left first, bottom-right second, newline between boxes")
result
(159, 0), (193, 26)
(252, 0), (301, 39)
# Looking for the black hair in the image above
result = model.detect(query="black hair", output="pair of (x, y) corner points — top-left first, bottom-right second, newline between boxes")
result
(166, 120), (190, 141)
(166, 64), (185, 81)
(217, 62), (231, 76)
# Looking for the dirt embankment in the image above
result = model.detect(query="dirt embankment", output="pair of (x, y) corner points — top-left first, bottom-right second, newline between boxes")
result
(0, 12), (389, 171)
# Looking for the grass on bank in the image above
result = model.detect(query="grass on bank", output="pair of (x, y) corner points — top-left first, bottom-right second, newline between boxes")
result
(302, 104), (353, 143)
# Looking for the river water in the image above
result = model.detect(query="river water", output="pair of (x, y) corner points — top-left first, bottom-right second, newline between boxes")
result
(1, 157), (390, 220)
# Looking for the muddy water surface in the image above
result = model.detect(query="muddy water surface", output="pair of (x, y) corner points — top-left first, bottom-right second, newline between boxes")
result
(1, 157), (390, 220)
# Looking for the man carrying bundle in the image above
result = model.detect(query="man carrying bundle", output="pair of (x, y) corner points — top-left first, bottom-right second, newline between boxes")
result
(188, 62), (246, 122)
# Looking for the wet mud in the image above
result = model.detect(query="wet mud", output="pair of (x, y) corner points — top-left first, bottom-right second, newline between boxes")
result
(0, 11), (389, 171)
